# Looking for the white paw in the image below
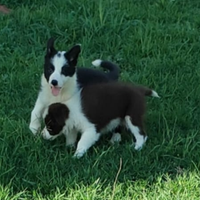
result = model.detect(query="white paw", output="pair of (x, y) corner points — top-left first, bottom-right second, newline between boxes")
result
(41, 128), (58, 141)
(29, 121), (41, 135)
(110, 133), (122, 144)
(41, 128), (48, 139)
(73, 149), (86, 159)
(134, 144), (143, 151)
(134, 136), (148, 150)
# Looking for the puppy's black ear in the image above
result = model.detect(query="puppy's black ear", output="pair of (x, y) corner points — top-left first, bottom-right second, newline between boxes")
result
(47, 38), (56, 56)
(64, 45), (81, 66)
(55, 104), (69, 126)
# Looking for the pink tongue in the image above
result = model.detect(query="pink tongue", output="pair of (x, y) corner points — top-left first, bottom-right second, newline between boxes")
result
(51, 86), (61, 96)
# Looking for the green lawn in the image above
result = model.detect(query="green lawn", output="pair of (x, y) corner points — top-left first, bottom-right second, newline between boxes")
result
(1, 0), (200, 199)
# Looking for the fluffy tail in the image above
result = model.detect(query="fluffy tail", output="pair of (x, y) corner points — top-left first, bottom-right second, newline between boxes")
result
(92, 59), (120, 81)
(135, 85), (160, 98)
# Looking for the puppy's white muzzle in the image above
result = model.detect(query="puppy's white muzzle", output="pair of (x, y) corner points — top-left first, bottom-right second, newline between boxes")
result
(42, 128), (55, 140)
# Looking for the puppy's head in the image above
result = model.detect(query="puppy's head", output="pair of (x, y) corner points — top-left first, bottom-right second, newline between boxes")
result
(42, 103), (69, 140)
(44, 38), (81, 96)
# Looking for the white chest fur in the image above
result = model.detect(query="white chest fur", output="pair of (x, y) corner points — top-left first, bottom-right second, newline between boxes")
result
(63, 90), (94, 133)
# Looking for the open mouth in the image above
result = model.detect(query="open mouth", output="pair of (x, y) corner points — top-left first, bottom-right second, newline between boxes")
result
(51, 86), (61, 96)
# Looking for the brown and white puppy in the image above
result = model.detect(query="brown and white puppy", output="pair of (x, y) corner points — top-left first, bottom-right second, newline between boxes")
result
(42, 82), (159, 158)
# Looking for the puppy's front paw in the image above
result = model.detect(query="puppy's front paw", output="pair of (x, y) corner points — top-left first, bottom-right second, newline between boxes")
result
(73, 149), (86, 159)
(134, 136), (148, 150)
(29, 121), (41, 135)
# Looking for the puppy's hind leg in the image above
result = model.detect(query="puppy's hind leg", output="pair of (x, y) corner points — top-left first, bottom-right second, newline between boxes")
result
(73, 128), (100, 158)
(125, 116), (147, 150)
(110, 133), (122, 144)
(110, 126), (122, 144)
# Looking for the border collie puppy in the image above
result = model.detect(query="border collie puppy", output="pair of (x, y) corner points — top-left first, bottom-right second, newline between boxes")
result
(42, 82), (159, 158)
(29, 38), (120, 135)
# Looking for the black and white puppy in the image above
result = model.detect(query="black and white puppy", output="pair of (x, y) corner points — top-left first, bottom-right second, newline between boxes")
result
(29, 38), (120, 135)
(42, 82), (159, 158)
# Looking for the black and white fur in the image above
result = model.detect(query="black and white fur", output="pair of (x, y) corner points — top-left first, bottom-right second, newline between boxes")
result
(29, 38), (120, 135)
(42, 82), (159, 158)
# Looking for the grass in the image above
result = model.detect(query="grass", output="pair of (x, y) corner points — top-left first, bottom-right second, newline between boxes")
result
(1, 0), (200, 199)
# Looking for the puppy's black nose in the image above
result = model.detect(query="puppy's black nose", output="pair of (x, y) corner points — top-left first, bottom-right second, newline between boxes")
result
(51, 80), (58, 86)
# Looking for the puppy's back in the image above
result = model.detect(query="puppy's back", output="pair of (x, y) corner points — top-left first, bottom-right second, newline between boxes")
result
(81, 82), (145, 131)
